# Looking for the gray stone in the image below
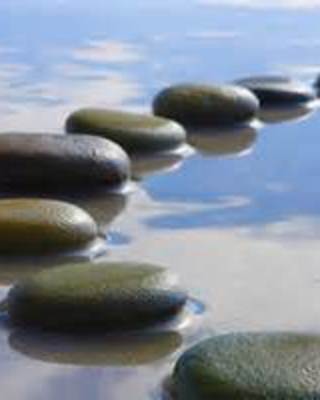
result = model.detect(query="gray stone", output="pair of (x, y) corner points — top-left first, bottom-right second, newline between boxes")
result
(0, 133), (130, 188)
(235, 76), (315, 105)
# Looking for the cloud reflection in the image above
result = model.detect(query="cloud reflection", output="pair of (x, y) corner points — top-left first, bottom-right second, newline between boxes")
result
(0, 40), (144, 131)
(73, 40), (144, 64)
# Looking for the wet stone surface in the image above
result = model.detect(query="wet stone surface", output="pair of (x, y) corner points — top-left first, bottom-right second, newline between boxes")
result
(66, 109), (186, 154)
(152, 84), (259, 127)
(173, 332), (320, 400)
(0, 198), (99, 255)
(235, 76), (316, 105)
(7, 262), (188, 331)
(0, 133), (130, 189)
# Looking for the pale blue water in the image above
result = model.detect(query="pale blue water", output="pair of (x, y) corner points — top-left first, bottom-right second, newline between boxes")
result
(0, 1), (320, 399)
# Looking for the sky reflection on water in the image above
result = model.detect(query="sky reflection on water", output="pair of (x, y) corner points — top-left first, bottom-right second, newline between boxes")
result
(0, 1), (320, 399)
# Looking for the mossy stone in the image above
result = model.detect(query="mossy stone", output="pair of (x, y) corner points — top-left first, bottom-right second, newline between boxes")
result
(173, 332), (320, 400)
(152, 84), (259, 126)
(65, 109), (186, 154)
(7, 262), (187, 331)
(0, 199), (98, 255)
(235, 76), (316, 105)
(0, 133), (129, 188)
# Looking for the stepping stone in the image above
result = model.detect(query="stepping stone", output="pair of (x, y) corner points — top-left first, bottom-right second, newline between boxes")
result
(0, 198), (99, 255)
(66, 109), (186, 154)
(235, 76), (315, 105)
(0, 133), (130, 188)
(152, 84), (259, 126)
(173, 332), (320, 400)
(7, 262), (187, 331)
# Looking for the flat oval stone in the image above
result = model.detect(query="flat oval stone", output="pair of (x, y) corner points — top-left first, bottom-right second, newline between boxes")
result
(7, 262), (187, 331)
(0, 189), (128, 234)
(0, 133), (130, 188)
(235, 76), (316, 105)
(0, 199), (98, 254)
(152, 84), (259, 126)
(65, 109), (186, 153)
(173, 332), (320, 400)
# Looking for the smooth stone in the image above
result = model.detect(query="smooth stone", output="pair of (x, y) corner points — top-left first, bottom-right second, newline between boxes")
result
(173, 332), (320, 400)
(235, 76), (316, 105)
(152, 84), (259, 126)
(0, 199), (98, 255)
(10, 329), (182, 366)
(7, 262), (187, 331)
(0, 133), (130, 188)
(65, 108), (186, 154)
(187, 125), (257, 157)
(0, 188), (128, 234)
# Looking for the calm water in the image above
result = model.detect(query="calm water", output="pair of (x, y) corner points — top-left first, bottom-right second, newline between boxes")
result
(1, 1), (320, 399)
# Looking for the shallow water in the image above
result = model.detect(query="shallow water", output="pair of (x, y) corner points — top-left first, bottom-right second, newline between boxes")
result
(1, 0), (320, 399)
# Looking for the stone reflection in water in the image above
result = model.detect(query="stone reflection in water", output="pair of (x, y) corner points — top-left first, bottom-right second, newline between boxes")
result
(131, 152), (185, 181)
(187, 124), (257, 157)
(9, 329), (182, 367)
(258, 103), (315, 124)
(66, 190), (128, 234)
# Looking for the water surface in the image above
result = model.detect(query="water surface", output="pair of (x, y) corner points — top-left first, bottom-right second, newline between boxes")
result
(1, 1), (320, 398)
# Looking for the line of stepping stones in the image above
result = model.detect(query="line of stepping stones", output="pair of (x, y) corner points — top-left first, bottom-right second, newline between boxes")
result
(1, 75), (320, 399)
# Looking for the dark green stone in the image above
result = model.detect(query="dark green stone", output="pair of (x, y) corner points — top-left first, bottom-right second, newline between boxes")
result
(235, 76), (316, 105)
(7, 262), (187, 331)
(153, 84), (259, 126)
(0, 198), (98, 255)
(65, 108), (186, 153)
(0, 133), (130, 188)
(173, 332), (320, 400)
